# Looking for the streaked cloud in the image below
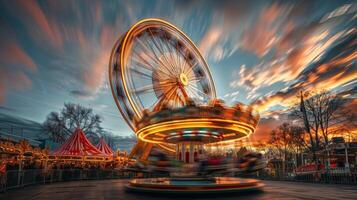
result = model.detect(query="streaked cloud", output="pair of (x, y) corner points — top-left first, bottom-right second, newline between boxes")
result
(253, 29), (357, 112)
(0, 0), (356, 139)
(240, 3), (284, 57)
(15, 0), (63, 47)
(0, 42), (36, 104)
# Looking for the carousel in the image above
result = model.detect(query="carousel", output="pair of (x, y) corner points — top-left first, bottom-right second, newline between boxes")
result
(0, 139), (49, 170)
(109, 18), (262, 194)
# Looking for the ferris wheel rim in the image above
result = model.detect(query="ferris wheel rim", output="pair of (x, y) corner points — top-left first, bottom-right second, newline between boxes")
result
(109, 18), (217, 129)
(109, 35), (136, 130)
(123, 18), (216, 118)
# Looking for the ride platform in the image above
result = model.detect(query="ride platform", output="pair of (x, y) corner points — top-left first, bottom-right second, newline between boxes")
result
(125, 177), (264, 194)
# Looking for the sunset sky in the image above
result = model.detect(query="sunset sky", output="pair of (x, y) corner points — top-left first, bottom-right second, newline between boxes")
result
(0, 0), (356, 141)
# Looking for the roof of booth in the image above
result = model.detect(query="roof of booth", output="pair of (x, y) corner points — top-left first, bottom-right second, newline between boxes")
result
(52, 129), (105, 157)
(96, 138), (114, 156)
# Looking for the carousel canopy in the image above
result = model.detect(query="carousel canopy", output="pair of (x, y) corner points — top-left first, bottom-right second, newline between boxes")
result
(96, 138), (114, 156)
(53, 129), (104, 157)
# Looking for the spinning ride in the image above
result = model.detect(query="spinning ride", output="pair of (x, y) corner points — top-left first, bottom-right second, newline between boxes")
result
(109, 18), (262, 193)
(109, 18), (216, 130)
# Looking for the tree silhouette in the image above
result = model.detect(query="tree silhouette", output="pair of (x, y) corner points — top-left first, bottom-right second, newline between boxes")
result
(291, 90), (356, 168)
(43, 103), (103, 143)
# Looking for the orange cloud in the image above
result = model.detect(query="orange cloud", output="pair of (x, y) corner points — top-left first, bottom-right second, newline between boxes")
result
(252, 30), (357, 113)
(4, 44), (36, 71)
(199, 26), (222, 60)
(234, 29), (339, 92)
(240, 3), (283, 57)
(18, 0), (63, 47)
(0, 43), (36, 104)
(78, 25), (120, 93)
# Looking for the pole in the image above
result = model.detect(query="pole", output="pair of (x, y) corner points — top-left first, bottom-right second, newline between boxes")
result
(344, 142), (349, 169)
(327, 145), (330, 171)
(17, 155), (23, 187)
(301, 153), (304, 166)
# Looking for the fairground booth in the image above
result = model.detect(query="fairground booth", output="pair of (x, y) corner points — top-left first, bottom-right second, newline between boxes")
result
(48, 129), (119, 168)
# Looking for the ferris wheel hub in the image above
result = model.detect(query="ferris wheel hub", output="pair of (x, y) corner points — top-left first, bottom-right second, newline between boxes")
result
(179, 73), (189, 86)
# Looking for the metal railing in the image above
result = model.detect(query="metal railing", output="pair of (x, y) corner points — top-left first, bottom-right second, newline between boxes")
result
(1, 168), (356, 192)
(0, 169), (156, 192)
(253, 168), (357, 185)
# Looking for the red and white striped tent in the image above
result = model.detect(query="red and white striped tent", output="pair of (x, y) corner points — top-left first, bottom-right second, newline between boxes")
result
(96, 138), (114, 156)
(52, 128), (107, 161)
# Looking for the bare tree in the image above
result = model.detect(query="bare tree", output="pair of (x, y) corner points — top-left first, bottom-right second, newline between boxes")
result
(289, 125), (307, 167)
(43, 103), (103, 143)
(269, 123), (293, 176)
(291, 90), (356, 168)
(269, 123), (309, 174)
(289, 125), (306, 153)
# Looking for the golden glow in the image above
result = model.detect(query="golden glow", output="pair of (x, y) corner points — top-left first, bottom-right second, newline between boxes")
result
(155, 132), (167, 137)
(157, 143), (176, 153)
(136, 118), (256, 144)
(222, 133), (236, 138)
(152, 137), (164, 141)
(180, 73), (189, 86)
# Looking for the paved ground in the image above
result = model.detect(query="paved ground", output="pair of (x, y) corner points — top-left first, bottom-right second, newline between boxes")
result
(1, 179), (357, 200)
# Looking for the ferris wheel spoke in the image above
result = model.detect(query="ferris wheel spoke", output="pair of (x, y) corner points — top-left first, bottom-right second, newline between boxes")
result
(150, 84), (176, 111)
(176, 91), (187, 106)
(148, 29), (178, 76)
(156, 83), (176, 92)
(155, 85), (177, 110)
(164, 91), (177, 107)
(190, 80), (203, 84)
(170, 39), (183, 74)
(181, 58), (191, 76)
(150, 92), (166, 111)
(132, 54), (173, 79)
(174, 41), (185, 73)
(161, 31), (182, 75)
(185, 86), (201, 100)
(171, 92), (178, 107)
(188, 85), (209, 98)
(188, 76), (205, 82)
(144, 35), (177, 78)
(177, 54), (185, 73)
(158, 79), (177, 86)
(164, 41), (180, 75)
(184, 61), (198, 75)
(130, 67), (154, 80)
(135, 37), (159, 63)
(150, 39), (175, 77)
(131, 49), (156, 71)
(163, 44), (178, 75)
(162, 36), (181, 75)
(163, 43), (181, 76)
(136, 37), (175, 78)
(133, 84), (155, 95)
(131, 58), (154, 74)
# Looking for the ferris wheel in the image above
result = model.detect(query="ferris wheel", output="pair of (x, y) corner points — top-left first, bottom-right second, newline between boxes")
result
(109, 18), (216, 130)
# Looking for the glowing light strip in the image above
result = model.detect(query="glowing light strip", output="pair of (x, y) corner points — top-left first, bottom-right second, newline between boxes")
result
(136, 118), (256, 144)
(138, 118), (255, 134)
(140, 124), (251, 141)
(157, 143), (176, 153)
